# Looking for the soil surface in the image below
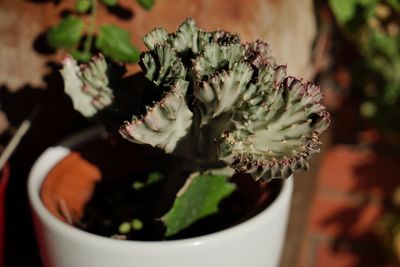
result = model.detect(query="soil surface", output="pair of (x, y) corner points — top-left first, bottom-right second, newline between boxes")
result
(43, 130), (283, 241)
(76, 169), (282, 241)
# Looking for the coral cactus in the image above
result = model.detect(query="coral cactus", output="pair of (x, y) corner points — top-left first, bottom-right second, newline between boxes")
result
(62, 18), (329, 182)
(61, 17), (330, 238)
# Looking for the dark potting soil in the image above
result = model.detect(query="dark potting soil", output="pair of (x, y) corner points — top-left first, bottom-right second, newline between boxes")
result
(75, 171), (282, 241)
(63, 130), (282, 241)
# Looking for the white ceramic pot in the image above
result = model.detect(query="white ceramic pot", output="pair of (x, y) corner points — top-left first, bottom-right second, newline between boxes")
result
(28, 146), (293, 267)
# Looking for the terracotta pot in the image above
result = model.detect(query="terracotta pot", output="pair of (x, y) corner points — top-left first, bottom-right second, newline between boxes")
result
(28, 127), (294, 267)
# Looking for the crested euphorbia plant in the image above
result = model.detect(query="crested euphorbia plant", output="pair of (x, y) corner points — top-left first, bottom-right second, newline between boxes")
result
(61, 18), (330, 237)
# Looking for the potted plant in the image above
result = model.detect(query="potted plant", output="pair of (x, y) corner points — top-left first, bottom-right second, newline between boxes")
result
(28, 18), (330, 267)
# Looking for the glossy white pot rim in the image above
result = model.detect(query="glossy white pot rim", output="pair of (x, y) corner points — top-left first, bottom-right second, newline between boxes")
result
(28, 146), (294, 249)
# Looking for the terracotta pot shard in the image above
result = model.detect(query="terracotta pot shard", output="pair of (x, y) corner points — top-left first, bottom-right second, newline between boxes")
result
(40, 152), (101, 223)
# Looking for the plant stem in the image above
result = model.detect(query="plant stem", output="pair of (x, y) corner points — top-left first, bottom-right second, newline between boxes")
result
(83, 0), (97, 56)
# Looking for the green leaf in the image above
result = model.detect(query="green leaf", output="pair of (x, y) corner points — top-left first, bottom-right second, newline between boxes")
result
(137, 0), (155, 10)
(368, 29), (398, 56)
(76, 0), (92, 13)
(357, 0), (378, 6)
(357, 0), (378, 18)
(47, 16), (84, 49)
(328, 0), (357, 24)
(161, 172), (236, 237)
(387, 0), (400, 12)
(100, 0), (118, 6)
(70, 50), (92, 62)
(96, 25), (140, 63)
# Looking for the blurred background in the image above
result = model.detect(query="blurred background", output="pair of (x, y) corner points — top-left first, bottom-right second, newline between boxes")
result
(0, 0), (400, 266)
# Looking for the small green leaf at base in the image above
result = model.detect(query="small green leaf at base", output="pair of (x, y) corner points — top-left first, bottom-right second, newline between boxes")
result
(161, 173), (236, 237)
(47, 16), (84, 49)
(96, 25), (140, 63)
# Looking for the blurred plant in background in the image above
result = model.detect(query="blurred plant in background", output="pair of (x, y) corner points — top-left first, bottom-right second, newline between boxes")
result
(328, 0), (400, 136)
(47, 0), (154, 63)
(376, 185), (400, 264)
(326, 1), (400, 265)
